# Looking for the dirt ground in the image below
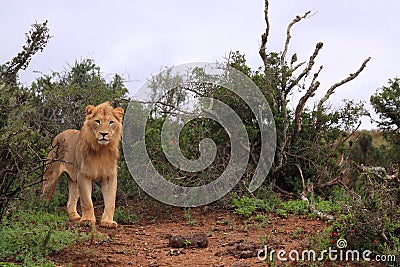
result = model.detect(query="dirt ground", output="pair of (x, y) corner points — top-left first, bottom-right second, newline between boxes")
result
(48, 200), (383, 267)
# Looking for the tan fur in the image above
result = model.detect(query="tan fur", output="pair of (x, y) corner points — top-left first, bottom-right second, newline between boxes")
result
(42, 102), (124, 229)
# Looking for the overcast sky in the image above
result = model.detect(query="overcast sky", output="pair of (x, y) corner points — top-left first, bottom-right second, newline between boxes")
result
(1, 1), (399, 129)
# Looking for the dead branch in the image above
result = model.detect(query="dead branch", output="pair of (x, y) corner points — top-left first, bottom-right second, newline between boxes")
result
(287, 42), (324, 94)
(295, 163), (306, 194)
(315, 175), (343, 189)
(301, 192), (334, 221)
(381, 231), (392, 246)
(317, 57), (371, 110)
(281, 11), (311, 70)
(296, 164), (334, 221)
(259, 0), (270, 68)
(292, 61), (306, 72)
(359, 165), (399, 182)
(274, 185), (295, 198)
(337, 121), (361, 151)
(293, 65), (323, 143)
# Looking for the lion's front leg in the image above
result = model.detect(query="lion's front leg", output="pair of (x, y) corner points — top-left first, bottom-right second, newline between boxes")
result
(77, 175), (96, 226)
(100, 176), (117, 229)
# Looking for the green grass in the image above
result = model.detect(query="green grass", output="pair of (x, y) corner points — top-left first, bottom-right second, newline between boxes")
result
(314, 198), (340, 214)
(231, 195), (273, 217)
(183, 208), (197, 226)
(232, 194), (339, 219)
(281, 200), (309, 215)
(0, 209), (83, 266)
(114, 206), (139, 224)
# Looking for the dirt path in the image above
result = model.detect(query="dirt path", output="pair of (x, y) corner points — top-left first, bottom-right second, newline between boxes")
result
(48, 202), (380, 267)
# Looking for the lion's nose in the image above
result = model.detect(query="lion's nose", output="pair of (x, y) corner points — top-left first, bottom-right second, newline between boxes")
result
(100, 132), (108, 138)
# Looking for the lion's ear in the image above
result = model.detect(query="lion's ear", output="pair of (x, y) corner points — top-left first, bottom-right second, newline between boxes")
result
(85, 105), (97, 117)
(113, 107), (124, 122)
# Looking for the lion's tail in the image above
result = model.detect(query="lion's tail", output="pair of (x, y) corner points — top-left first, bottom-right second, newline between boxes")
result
(42, 163), (63, 200)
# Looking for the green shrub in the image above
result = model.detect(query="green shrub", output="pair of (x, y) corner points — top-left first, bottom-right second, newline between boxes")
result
(313, 198), (340, 214)
(0, 210), (82, 265)
(231, 196), (270, 217)
(276, 208), (287, 218)
(114, 206), (139, 225)
(281, 200), (309, 215)
(327, 169), (400, 263)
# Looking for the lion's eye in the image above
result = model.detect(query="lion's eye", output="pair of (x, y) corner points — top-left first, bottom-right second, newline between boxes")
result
(95, 120), (101, 124)
(109, 121), (114, 125)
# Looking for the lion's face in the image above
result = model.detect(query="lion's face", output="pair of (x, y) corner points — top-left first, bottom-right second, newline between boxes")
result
(84, 103), (124, 146)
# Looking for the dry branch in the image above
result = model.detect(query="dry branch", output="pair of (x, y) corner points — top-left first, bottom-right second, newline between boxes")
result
(296, 164), (334, 221)
(281, 11), (311, 70)
(287, 42), (324, 94)
(317, 57), (371, 110)
(259, 0), (270, 68)
(293, 65), (323, 142)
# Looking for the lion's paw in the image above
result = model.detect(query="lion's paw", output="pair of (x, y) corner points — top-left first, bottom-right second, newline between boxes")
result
(69, 215), (81, 222)
(100, 220), (118, 229)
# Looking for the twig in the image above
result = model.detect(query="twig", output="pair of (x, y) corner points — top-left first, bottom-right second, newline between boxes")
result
(339, 120), (361, 145)
(296, 164), (334, 221)
(274, 185), (295, 198)
(259, 0), (270, 68)
(292, 61), (306, 72)
(281, 11), (312, 70)
(287, 42), (324, 94)
(317, 57), (371, 110)
(295, 164), (307, 194)
(293, 65), (323, 143)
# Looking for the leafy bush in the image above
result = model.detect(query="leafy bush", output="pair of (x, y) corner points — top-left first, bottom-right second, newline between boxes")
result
(0, 210), (82, 265)
(324, 168), (400, 262)
(0, 21), (51, 221)
(314, 198), (340, 214)
(280, 200), (309, 215)
(231, 195), (278, 217)
(231, 193), (341, 220)
(114, 206), (139, 225)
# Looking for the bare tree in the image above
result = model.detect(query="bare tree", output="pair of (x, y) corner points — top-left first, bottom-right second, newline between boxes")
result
(259, 0), (370, 192)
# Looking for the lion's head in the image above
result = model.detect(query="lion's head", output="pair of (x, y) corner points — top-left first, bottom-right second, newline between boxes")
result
(83, 102), (124, 147)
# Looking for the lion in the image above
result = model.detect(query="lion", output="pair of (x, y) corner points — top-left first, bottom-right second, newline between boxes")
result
(42, 102), (124, 229)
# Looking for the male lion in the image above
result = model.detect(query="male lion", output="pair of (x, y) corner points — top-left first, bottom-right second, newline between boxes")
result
(42, 102), (124, 229)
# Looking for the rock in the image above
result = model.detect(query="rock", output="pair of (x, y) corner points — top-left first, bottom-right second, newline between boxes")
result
(168, 232), (209, 248)
(215, 240), (263, 259)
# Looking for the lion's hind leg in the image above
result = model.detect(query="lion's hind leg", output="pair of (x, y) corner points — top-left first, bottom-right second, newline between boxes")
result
(66, 175), (81, 221)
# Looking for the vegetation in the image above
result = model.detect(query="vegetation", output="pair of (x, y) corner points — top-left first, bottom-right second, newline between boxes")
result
(371, 78), (400, 161)
(1, 0), (399, 264)
(0, 21), (51, 222)
(0, 209), (82, 266)
(0, 21), (130, 265)
(0, 22), (130, 223)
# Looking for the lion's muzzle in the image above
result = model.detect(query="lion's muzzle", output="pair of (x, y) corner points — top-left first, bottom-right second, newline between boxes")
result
(97, 132), (110, 145)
